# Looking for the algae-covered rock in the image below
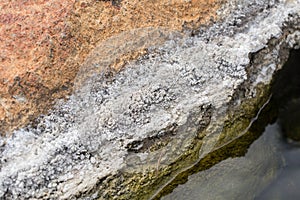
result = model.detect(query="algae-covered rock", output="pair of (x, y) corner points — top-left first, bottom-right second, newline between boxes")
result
(0, 0), (299, 199)
(162, 123), (284, 200)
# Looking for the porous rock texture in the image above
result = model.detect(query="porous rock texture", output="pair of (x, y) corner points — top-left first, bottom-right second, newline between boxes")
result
(0, 0), (222, 134)
(0, 0), (300, 199)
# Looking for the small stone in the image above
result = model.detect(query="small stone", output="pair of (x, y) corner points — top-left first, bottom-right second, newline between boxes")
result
(90, 157), (96, 164)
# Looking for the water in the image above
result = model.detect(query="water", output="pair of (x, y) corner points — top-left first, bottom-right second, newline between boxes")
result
(256, 129), (300, 200)
(0, 1), (299, 198)
(162, 46), (300, 200)
(163, 122), (300, 200)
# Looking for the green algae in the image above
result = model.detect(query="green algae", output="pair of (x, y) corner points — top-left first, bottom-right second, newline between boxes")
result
(148, 84), (277, 200)
(93, 20), (299, 200)
(94, 82), (278, 200)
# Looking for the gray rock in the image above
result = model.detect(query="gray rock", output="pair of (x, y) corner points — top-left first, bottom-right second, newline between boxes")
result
(0, 0), (299, 199)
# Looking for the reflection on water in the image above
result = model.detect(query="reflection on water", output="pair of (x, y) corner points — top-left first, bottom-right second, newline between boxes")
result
(163, 122), (300, 200)
(256, 129), (300, 200)
(163, 44), (300, 200)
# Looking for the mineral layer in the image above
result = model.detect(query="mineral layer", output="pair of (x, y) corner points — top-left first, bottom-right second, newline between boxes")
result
(0, 0), (221, 134)
(0, 0), (299, 199)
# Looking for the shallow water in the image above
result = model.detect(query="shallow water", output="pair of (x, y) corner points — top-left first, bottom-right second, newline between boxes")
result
(163, 122), (300, 200)
(256, 130), (300, 200)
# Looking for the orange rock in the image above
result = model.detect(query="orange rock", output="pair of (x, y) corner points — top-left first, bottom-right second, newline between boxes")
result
(0, 0), (223, 135)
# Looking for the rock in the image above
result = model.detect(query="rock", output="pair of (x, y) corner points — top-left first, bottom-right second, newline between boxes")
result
(0, 0), (299, 199)
(272, 47), (300, 142)
(0, 0), (222, 135)
(162, 123), (284, 200)
(279, 98), (300, 141)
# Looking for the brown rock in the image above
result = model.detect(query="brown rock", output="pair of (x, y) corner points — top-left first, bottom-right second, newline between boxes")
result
(0, 0), (223, 135)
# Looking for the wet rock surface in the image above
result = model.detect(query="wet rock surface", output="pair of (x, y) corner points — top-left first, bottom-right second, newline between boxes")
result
(162, 123), (284, 200)
(0, 0), (299, 199)
(273, 49), (300, 142)
(280, 98), (300, 141)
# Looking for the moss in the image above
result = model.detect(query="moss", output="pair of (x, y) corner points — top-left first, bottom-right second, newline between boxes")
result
(148, 83), (277, 199)
(215, 83), (272, 148)
(93, 33), (297, 199)
(94, 82), (278, 200)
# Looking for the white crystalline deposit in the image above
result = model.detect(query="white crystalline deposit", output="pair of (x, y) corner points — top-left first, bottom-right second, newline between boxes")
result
(0, 0), (299, 199)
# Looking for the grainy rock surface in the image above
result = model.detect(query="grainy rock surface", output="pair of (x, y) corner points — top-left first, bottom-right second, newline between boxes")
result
(0, 0), (299, 199)
(0, 0), (222, 134)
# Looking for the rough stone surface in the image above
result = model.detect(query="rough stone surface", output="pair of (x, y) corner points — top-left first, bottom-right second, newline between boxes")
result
(0, 0), (222, 135)
(0, 0), (299, 199)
